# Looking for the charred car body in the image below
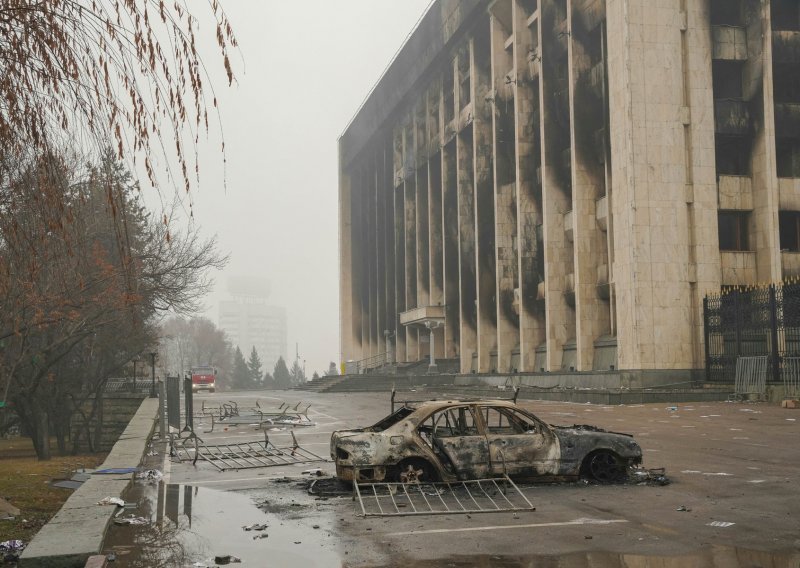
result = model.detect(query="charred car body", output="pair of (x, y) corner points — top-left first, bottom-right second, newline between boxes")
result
(331, 400), (642, 484)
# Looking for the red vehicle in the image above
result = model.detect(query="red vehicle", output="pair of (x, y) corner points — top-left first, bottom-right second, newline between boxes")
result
(190, 365), (217, 393)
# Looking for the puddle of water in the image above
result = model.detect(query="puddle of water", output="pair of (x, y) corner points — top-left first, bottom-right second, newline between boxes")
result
(359, 547), (800, 568)
(104, 481), (339, 567)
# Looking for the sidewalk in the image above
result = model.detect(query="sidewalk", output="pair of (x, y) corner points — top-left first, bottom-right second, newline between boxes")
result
(20, 398), (158, 567)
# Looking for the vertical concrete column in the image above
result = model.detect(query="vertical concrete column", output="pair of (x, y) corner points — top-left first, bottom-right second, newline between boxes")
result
(366, 157), (376, 358)
(472, 29), (499, 373)
(338, 141), (355, 365)
(749, 2), (781, 283)
(404, 122), (419, 361)
(442, 137), (461, 359)
(684, 1), (721, 367)
(539, 0), (574, 370)
(376, 145), (387, 357)
(456, 40), (478, 379)
(383, 142), (397, 363)
(359, 169), (371, 361)
(568, 0), (610, 371)
(394, 184), (407, 362)
(513, 0), (546, 372)
(429, 89), (446, 360)
(490, 10), (520, 373)
(606, 0), (697, 370)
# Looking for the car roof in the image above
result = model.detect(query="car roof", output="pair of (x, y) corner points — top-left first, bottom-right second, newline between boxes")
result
(407, 399), (519, 412)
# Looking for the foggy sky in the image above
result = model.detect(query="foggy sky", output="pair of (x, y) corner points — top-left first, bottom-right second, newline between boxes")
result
(174, 1), (432, 375)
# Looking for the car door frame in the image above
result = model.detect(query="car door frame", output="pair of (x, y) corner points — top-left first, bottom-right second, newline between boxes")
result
(418, 404), (491, 480)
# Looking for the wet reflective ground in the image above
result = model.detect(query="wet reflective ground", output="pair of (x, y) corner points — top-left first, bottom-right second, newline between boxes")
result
(102, 391), (800, 567)
(104, 480), (341, 567)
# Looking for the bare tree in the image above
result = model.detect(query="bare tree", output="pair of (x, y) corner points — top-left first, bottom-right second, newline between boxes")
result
(0, 0), (237, 197)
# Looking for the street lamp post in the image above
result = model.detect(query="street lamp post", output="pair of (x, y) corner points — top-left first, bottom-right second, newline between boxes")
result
(132, 354), (141, 393)
(149, 352), (157, 398)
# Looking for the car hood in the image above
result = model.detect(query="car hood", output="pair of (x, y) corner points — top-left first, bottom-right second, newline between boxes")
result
(550, 424), (634, 438)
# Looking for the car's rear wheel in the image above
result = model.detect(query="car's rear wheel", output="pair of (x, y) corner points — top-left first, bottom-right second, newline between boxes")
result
(394, 458), (438, 484)
(584, 450), (626, 483)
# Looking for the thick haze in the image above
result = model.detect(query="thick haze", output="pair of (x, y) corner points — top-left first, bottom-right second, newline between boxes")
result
(172, 1), (432, 375)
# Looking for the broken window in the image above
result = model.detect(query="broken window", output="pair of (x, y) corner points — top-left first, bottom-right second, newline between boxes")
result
(777, 138), (800, 177)
(772, 0), (800, 32)
(718, 210), (750, 251)
(419, 406), (478, 440)
(710, 0), (742, 26)
(480, 407), (540, 435)
(369, 406), (415, 432)
(715, 135), (751, 175)
(780, 211), (800, 251)
(712, 60), (744, 100)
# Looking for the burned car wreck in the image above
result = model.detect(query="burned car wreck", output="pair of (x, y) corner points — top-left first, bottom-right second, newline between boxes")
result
(331, 400), (642, 484)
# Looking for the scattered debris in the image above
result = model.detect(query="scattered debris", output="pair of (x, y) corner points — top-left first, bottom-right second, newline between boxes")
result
(708, 521), (735, 528)
(146, 450), (159, 457)
(253, 534), (269, 540)
(307, 478), (351, 497)
(106, 552), (117, 562)
(301, 468), (325, 476)
(242, 524), (268, 532)
(0, 497), (19, 520)
(93, 468), (139, 475)
(136, 469), (163, 483)
(97, 497), (125, 506)
(214, 555), (241, 564)
(113, 516), (148, 526)
(0, 540), (24, 553)
(622, 467), (670, 486)
(676, 505), (691, 512)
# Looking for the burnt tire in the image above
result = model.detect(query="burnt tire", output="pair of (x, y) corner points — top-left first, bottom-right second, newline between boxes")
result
(584, 450), (626, 483)
(393, 458), (438, 484)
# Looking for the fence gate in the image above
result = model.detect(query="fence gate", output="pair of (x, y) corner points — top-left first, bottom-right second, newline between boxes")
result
(734, 356), (767, 397)
(704, 283), (800, 385)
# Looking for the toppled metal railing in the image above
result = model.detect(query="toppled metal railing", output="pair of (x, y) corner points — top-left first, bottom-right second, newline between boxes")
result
(734, 356), (768, 399)
(176, 431), (326, 471)
(353, 476), (535, 517)
(205, 405), (314, 433)
(783, 357), (800, 398)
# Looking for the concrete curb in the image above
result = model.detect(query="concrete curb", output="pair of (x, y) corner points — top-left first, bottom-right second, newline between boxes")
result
(19, 398), (159, 568)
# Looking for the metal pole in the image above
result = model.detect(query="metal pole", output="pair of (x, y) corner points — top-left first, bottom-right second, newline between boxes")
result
(150, 352), (157, 398)
(133, 359), (137, 393)
(703, 296), (710, 383)
(770, 284), (780, 385)
(158, 381), (166, 439)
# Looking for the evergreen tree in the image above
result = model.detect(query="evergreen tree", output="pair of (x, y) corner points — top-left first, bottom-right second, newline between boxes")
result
(273, 356), (292, 389)
(246, 347), (264, 389)
(311, 371), (320, 382)
(262, 371), (276, 390)
(290, 360), (306, 384)
(231, 347), (250, 390)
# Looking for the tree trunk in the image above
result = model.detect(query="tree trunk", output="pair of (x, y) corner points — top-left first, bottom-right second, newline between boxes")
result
(36, 409), (51, 460)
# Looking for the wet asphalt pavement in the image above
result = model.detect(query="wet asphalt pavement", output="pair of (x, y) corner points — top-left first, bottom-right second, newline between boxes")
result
(102, 389), (800, 567)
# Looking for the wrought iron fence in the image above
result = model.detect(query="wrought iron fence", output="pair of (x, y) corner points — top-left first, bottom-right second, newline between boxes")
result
(704, 282), (800, 385)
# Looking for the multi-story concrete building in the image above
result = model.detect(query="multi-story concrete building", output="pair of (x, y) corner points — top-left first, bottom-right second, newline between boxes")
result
(338, 0), (800, 379)
(218, 278), (287, 370)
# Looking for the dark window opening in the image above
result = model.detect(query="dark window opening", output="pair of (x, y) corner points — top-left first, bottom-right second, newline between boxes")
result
(773, 64), (800, 103)
(588, 23), (604, 67)
(711, 0), (743, 26)
(458, 48), (471, 108)
(716, 135), (751, 175)
(780, 211), (800, 251)
(712, 60), (744, 100)
(554, 0), (567, 22)
(443, 63), (455, 124)
(718, 211), (750, 251)
(772, 0), (800, 31)
(777, 138), (800, 177)
(519, 0), (538, 16)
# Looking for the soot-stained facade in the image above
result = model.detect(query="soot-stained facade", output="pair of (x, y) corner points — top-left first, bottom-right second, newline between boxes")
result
(339, 0), (800, 376)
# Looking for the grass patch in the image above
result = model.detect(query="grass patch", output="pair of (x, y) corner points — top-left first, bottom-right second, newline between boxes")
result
(0, 437), (107, 543)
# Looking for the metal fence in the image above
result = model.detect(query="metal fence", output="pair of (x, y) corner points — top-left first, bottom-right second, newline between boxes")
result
(704, 282), (800, 385)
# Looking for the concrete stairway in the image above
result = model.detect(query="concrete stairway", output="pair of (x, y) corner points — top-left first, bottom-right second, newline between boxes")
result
(293, 374), (347, 392)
